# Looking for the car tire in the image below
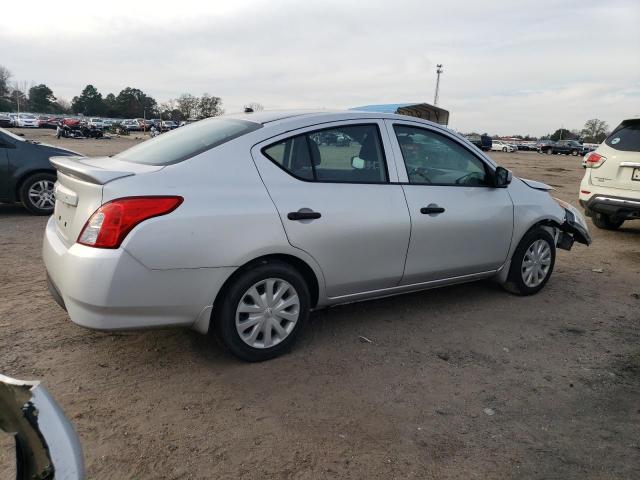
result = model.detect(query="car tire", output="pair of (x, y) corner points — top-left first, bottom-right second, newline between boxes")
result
(592, 213), (624, 230)
(19, 173), (57, 215)
(502, 227), (556, 296)
(213, 261), (310, 362)
(546, 149), (552, 155)
(502, 147), (507, 152)
(571, 150), (578, 156)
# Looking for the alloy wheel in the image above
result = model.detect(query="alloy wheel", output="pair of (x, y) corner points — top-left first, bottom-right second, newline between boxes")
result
(235, 278), (300, 349)
(28, 180), (56, 209)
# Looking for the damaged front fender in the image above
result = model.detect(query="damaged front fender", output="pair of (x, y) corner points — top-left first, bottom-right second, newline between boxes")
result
(0, 374), (84, 480)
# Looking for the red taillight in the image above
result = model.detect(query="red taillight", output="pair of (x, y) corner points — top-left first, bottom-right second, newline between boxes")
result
(584, 152), (606, 168)
(78, 196), (183, 248)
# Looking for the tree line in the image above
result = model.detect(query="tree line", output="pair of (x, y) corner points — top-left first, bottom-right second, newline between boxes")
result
(0, 65), (230, 121)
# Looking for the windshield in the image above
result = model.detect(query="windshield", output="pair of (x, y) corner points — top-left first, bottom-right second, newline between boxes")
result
(115, 117), (262, 165)
(0, 128), (26, 142)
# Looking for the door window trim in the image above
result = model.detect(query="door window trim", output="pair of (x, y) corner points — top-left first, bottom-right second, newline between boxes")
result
(391, 122), (497, 188)
(261, 123), (391, 185)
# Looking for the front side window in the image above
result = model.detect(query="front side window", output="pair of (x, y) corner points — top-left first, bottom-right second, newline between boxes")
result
(394, 125), (488, 186)
(263, 124), (388, 183)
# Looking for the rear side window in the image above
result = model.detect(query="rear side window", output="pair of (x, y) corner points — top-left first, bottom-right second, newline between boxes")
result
(605, 121), (640, 152)
(263, 124), (388, 183)
(115, 117), (262, 165)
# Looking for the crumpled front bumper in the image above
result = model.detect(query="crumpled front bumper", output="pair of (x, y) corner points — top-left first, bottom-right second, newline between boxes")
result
(557, 207), (592, 250)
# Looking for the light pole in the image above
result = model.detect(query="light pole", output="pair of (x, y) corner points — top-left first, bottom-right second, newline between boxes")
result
(433, 64), (443, 106)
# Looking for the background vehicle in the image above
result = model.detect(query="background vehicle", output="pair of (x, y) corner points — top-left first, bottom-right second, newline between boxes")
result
(579, 117), (640, 230)
(0, 114), (11, 128)
(120, 119), (141, 131)
(161, 120), (178, 130)
(553, 140), (587, 156)
(0, 127), (79, 214)
(465, 134), (492, 151)
(536, 140), (556, 153)
(43, 111), (590, 362)
(16, 113), (39, 128)
(491, 140), (515, 152)
(87, 118), (105, 129)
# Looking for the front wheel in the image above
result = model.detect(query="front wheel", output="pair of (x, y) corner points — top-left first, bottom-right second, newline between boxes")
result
(503, 228), (556, 296)
(213, 261), (310, 361)
(502, 147), (507, 152)
(19, 173), (57, 215)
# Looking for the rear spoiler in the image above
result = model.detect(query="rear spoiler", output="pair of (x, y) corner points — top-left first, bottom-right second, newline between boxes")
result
(50, 156), (135, 185)
(49, 156), (162, 185)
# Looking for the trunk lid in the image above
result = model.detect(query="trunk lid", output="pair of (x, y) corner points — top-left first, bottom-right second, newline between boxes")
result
(590, 119), (640, 193)
(50, 156), (163, 246)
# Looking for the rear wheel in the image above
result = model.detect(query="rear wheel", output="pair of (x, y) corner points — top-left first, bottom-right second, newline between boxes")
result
(592, 213), (624, 230)
(213, 261), (310, 361)
(571, 149), (578, 156)
(19, 173), (56, 215)
(503, 227), (556, 296)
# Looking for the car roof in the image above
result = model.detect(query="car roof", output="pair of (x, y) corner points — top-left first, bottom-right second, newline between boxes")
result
(223, 109), (450, 131)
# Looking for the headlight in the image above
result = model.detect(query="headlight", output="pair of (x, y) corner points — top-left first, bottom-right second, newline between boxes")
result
(554, 197), (588, 231)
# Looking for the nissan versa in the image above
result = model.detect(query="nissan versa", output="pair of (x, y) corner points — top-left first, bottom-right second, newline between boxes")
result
(43, 111), (591, 361)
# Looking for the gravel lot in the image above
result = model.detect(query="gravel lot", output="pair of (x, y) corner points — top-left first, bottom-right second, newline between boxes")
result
(1, 128), (639, 479)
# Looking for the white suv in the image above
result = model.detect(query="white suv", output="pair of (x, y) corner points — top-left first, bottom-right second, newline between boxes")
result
(579, 117), (640, 230)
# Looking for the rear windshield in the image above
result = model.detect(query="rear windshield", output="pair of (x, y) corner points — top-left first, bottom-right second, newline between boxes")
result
(115, 117), (262, 165)
(605, 120), (640, 152)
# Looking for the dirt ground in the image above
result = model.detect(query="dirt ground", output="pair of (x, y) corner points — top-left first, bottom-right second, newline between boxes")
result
(1, 128), (639, 479)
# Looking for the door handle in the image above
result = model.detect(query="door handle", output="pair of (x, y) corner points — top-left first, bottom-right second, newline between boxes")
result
(287, 210), (322, 221)
(420, 205), (445, 215)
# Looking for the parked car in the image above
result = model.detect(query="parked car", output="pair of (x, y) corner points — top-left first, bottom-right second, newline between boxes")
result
(0, 373), (85, 479)
(87, 117), (105, 129)
(161, 120), (178, 130)
(465, 134), (492, 151)
(579, 117), (640, 230)
(102, 119), (114, 129)
(43, 111), (590, 362)
(0, 127), (80, 214)
(0, 113), (11, 128)
(491, 140), (516, 152)
(552, 140), (588, 156)
(16, 113), (39, 128)
(120, 119), (141, 131)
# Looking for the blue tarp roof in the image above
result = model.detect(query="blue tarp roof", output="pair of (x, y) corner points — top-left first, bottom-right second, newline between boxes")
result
(350, 103), (419, 113)
(349, 102), (449, 126)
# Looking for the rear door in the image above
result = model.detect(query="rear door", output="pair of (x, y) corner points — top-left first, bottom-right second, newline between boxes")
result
(591, 120), (640, 193)
(387, 120), (513, 284)
(251, 120), (411, 298)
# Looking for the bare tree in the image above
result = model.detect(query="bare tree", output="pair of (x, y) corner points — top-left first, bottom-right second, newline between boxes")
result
(177, 94), (199, 120)
(198, 93), (223, 118)
(0, 65), (11, 98)
(581, 119), (610, 143)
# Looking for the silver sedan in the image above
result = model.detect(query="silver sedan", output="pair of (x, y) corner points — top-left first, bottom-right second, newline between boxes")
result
(43, 111), (591, 361)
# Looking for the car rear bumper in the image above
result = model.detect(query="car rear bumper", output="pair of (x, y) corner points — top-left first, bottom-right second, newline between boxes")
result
(43, 217), (234, 332)
(580, 194), (640, 219)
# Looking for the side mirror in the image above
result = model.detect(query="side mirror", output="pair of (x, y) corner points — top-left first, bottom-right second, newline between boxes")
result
(494, 166), (512, 187)
(351, 156), (365, 169)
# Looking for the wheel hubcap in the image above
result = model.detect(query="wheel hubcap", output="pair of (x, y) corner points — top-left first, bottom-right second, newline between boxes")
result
(521, 239), (552, 288)
(28, 180), (55, 209)
(235, 278), (300, 349)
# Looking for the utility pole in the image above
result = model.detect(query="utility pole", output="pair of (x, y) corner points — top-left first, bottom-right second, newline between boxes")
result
(433, 64), (443, 106)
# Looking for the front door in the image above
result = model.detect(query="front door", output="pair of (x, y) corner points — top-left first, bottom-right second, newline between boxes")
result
(252, 121), (411, 298)
(386, 121), (514, 285)
(0, 134), (12, 201)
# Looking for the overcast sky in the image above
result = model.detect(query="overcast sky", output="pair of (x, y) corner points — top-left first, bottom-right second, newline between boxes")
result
(1, 0), (638, 135)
